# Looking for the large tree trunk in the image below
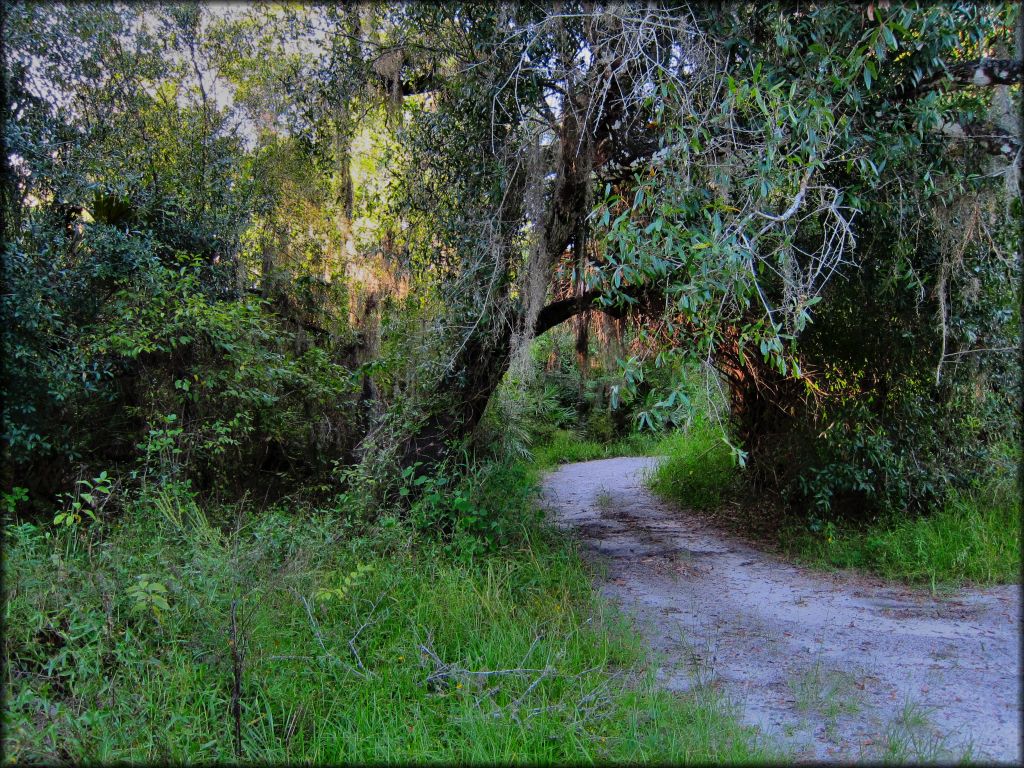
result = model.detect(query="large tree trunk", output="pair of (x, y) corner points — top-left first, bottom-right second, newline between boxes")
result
(391, 15), (675, 470)
(401, 323), (515, 466)
(400, 93), (596, 466)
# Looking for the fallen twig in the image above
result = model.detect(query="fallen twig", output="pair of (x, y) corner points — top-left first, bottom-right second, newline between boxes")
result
(348, 594), (387, 675)
(299, 595), (328, 655)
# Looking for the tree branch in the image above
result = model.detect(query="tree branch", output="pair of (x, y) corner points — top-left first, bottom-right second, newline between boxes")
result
(938, 119), (1021, 161)
(534, 284), (660, 336)
(895, 58), (1023, 101)
(534, 290), (605, 335)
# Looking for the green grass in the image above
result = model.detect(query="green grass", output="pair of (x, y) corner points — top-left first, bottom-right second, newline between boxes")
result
(3, 463), (772, 763)
(530, 427), (703, 470)
(780, 477), (1021, 588)
(647, 418), (738, 511)
(531, 429), (659, 469)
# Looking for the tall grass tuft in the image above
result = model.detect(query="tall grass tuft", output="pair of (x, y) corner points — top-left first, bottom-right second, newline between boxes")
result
(647, 418), (738, 511)
(782, 473), (1021, 588)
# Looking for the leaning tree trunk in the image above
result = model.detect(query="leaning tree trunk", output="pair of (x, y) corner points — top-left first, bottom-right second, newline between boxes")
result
(399, 97), (595, 468)
(386, 13), (672, 471)
(400, 316), (517, 467)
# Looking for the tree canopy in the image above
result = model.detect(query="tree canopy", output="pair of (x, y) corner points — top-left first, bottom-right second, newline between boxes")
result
(2, 1), (1020, 519)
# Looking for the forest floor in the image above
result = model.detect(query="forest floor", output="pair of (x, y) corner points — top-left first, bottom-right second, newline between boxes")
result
(542, 457), (1021, 763)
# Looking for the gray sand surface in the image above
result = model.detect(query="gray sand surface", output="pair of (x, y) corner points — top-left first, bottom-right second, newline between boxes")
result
(542, 456), (1021, 762)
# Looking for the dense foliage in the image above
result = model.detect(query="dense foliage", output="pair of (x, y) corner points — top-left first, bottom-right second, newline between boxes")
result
(2, 0), (1020, 569)
(2, 2), (1019, 762)
(2, 4), (366, 506)
(594, 3), (1021, 516)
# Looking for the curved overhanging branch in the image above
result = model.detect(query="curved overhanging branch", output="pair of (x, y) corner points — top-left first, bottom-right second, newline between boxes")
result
(894, 57), (1023, 101)
(533, 289), (609, 335)
(533, 284), (660, 336)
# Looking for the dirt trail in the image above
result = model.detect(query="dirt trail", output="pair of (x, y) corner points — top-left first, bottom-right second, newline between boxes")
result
(542, 457), (1021, 763)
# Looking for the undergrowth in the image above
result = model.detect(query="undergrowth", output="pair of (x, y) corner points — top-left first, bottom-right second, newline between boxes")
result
(639, 416), (1020, 587)
(3, 462), (771, 763)
(646, 418), (738, 511)
(780, 469), (1021, 588)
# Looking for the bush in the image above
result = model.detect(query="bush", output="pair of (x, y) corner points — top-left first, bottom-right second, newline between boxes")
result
(2, 236), (360, 503)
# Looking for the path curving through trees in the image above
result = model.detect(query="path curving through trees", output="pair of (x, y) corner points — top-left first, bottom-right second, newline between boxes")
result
(542, 457), (1020, 763)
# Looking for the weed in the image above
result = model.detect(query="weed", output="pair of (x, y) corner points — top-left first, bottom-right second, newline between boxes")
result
(879, 697), (966, 763)
(53, 471), (113, 529)
(2, 486), (29, 514)
(126, 575), (172, 625)
(789, 661), (861, 723)
(2, 463), (774, 764)
(594, 489), (615, 511)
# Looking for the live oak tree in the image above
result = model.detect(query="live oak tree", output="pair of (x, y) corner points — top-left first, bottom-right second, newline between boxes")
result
(290, 2), (1019, 516)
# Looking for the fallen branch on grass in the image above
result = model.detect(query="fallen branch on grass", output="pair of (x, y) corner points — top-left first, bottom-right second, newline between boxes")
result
(295, 589), (391, 680)
(348, 594), (387, 674)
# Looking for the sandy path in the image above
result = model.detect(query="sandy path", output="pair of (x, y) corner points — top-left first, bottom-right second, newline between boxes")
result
(542, 457), (1021, 763)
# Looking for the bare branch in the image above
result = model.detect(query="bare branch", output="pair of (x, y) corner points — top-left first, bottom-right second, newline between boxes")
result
(938, 119), (1022, 161)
